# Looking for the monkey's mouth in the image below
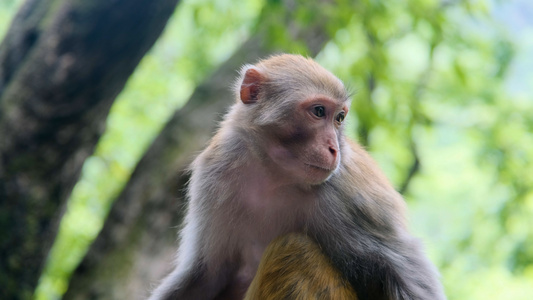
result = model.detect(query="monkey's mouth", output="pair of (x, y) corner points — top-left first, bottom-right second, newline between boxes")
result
(305, 164), (333, 173)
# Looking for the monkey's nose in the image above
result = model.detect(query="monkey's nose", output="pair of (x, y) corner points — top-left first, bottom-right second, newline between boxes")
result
(329, 146), (338, 158)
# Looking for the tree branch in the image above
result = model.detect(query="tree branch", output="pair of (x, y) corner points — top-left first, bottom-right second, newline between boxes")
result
(0, 0), (179, 297)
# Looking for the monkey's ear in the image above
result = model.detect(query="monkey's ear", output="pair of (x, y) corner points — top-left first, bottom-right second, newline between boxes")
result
(240, 67), (263, 104)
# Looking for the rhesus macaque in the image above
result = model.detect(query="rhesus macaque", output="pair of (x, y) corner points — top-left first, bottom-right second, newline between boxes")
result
(244, 233), (357, 300)
(149, 54), (445, 300)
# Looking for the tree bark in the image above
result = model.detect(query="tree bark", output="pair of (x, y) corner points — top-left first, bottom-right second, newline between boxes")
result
(0, 0), (179, 298)
(64, 1), (334, 299)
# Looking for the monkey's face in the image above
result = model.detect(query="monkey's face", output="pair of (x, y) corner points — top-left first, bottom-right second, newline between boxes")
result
(264, 95), (348, 186)
(237, 58), (349, 185)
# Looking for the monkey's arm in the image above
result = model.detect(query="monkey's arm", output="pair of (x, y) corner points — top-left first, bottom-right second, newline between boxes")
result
(149, 258), (232, 300)
(149, 219), (232, 300)
(245, 233), (358, 300)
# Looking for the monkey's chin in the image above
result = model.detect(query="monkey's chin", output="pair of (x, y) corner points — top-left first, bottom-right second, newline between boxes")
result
(304, 164), (335, 185)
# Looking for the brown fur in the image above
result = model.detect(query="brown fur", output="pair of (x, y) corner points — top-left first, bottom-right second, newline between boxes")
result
(245, 233), (358, 300)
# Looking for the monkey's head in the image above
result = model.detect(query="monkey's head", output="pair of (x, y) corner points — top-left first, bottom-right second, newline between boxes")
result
(235, 54), (350, 185)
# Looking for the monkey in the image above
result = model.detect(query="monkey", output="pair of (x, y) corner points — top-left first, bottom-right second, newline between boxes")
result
(243, 233), (358, 300)
(149, 54), (446, 300)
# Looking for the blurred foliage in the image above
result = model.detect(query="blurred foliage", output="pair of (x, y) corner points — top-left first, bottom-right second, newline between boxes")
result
(0, 0), (22, 41)
(1, 0), (532, 299)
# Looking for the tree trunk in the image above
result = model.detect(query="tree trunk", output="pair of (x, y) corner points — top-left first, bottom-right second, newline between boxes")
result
(64, 1), (334, 299)
(0, 0), (179, 298)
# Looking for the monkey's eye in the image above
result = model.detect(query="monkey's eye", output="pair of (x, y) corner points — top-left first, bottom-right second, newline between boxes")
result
(313, 106), (326, 118)
(335, 112), (345, 124)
